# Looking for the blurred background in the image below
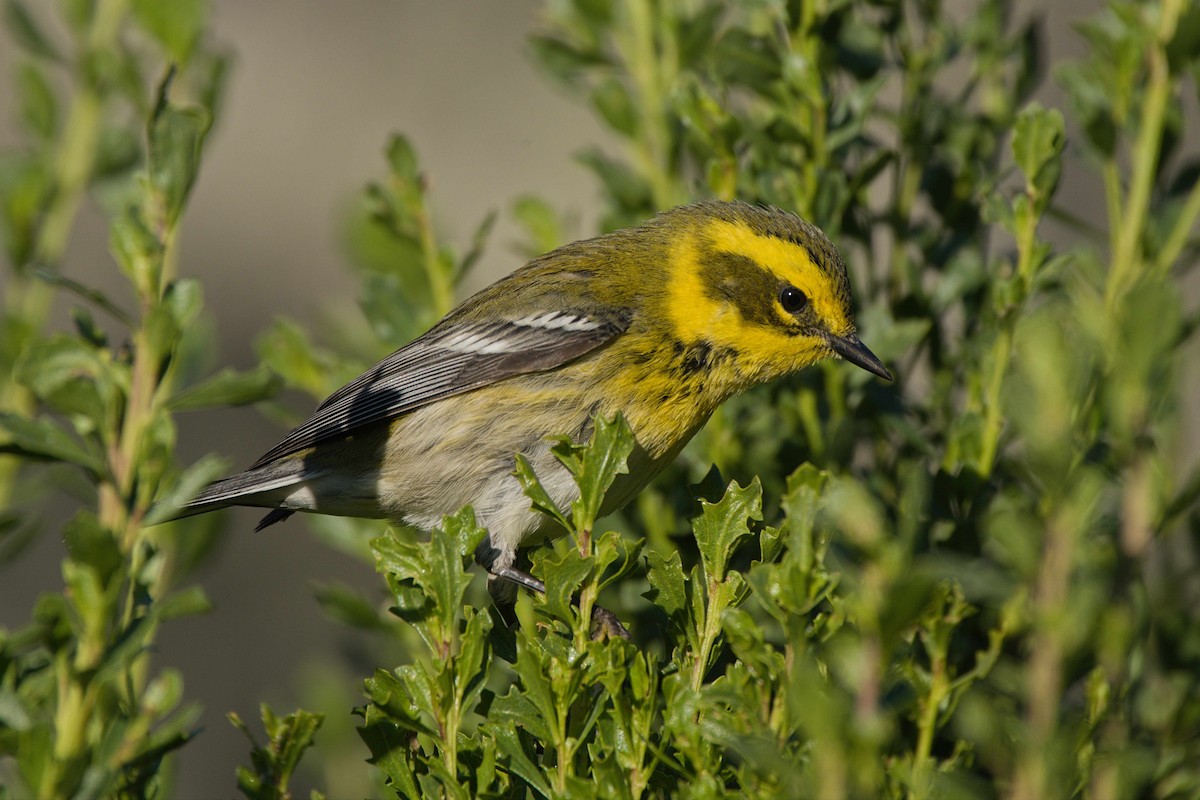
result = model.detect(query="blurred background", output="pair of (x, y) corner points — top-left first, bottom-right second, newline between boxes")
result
(3, 0), (1196, 796)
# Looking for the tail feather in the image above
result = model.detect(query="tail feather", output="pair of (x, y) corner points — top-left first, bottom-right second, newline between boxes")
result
(255, 508), (295, 531)
(162, 460), (317, 523)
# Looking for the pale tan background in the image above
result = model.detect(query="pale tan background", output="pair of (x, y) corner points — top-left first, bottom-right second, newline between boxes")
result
(5, 1), (1197, 797)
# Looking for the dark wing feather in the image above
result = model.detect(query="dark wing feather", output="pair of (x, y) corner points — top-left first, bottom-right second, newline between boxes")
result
(249, 309), (631, 468)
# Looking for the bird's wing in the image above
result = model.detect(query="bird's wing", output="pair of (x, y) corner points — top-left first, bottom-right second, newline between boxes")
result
(249, 308), (632, 467)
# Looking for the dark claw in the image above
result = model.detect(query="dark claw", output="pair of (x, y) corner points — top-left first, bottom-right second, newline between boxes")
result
(486, 561), (631, 639)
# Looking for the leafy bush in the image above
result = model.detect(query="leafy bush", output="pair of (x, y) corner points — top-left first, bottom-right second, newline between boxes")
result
(1, 0), (1198, 798)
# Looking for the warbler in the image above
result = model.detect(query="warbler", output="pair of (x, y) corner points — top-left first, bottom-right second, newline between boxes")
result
(172, 200), (891, 614)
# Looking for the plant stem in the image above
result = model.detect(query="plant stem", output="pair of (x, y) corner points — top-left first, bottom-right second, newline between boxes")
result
(1155, 176), (1200, 277)
(1009, 507), (1073, 800)
(416, 197), (454, 317)
(691, 579), (723, 691)
(977, 326), (1011, 478)
(623, 0), (679, 209)
(909, 644), (949, 799)
(1105, 0), (1181, 308)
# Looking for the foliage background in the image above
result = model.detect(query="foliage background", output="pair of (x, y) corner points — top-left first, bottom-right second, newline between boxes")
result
(1, 0), (1198, 797)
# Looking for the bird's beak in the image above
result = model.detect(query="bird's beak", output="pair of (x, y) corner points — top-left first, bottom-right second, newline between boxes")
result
(827, 332), (893, 381)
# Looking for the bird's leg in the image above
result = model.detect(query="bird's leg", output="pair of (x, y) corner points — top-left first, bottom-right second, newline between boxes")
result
(476, 543), (630, 640)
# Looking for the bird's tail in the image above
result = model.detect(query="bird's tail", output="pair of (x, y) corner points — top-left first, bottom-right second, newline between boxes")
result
(158, 459), (312, 529)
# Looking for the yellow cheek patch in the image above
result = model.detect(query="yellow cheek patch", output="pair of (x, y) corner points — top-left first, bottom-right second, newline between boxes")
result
(666, 232), (832, 382)
(706, 218), (853, 336)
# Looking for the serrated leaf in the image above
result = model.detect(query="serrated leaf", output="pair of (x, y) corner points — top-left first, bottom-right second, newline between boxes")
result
(693, 478), (762, 584)
(595, 529), (642, 591)
(556, 412), (635, 533)
(363, 668), (436, 736)
(782, 464), (829, 573)
(536, 547), (594, 624)
(427, 514), (480, 636)
(515, 453), (572, 533)
(486, 687), (549, 742)
(456, 609), (493, 713)
(490, 724), (553, 797)
(371, 531), (425, 586)
(645, 549), (686, 618)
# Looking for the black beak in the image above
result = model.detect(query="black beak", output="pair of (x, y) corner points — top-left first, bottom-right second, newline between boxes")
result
(828, 332), (893, 381)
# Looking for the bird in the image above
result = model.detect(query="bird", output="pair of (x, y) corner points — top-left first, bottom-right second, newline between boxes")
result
(168, 200), (892, 626)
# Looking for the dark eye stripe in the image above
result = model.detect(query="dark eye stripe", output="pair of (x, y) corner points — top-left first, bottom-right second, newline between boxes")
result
(699, 250), (781, 329)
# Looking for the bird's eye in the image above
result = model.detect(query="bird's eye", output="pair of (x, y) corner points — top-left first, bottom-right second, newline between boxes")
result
(779, 286), (808, 313)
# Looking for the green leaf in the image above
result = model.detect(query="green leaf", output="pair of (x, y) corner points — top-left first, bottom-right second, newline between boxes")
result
(528, 34), (608, 85)
(232, 704), (324, 800)
(14, 334), (114, 428)
(132, 0), (209, 64)
(490, 723), (554, 797)
(781, 464), (830, 572)
(16, 63), (57, 141)
(157, 585), (213, 621)
(363, 668), (436, 736)
(456, 608), (493, 713)
(148, 91), (212, 227)
(590, 77), (639, 136)
(313, 582), (391, 631)
(385, 133), (419, 181)
(535, 547), (594, 625)
(256, 319), (344, 400)
(1011, 103), (1064, 209)
(356, 705), (422, 796)
(645, 548), (686, 619)
(166, 364), (282, 411)
(4, 0), (62, 60)
(693, 478), (762, 584)
(514, 453), (572, 533)
(0, 413), (104, 474)
(712, 26), (782, 87)
(110, 207), (164, 293)
(555, 412), (636, 533)
(512, 194), (563, 255)
(145, 453), (229, 526)
(63, 512), (121, 584)
(456, 210), (496, 282)
(0, 689), (33, 731)
(427, 508), (486, 626)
